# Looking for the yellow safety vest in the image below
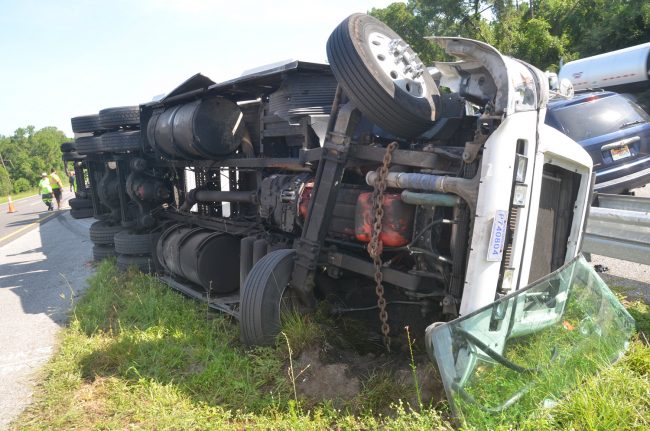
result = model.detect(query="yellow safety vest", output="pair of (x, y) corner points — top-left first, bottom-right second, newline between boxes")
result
(38, 178), (52, 194)
(50, 172), (62, 189)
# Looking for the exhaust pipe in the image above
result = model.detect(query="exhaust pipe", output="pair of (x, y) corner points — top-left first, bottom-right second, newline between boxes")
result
(180, 189), (258, 211)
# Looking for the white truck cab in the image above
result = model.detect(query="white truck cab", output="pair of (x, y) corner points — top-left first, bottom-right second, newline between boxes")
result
(423, 37), (632, 429)
(429, 37), (593, 315)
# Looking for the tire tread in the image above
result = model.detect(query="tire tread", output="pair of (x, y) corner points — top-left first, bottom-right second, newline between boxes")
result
(240, 249), (295, 346)
(99, 106), (140, 129)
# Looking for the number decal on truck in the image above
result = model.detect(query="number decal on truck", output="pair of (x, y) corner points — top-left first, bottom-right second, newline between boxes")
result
(487, 210), (508, 261)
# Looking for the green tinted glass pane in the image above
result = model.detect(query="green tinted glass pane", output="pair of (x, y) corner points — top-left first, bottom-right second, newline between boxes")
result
(426, 255), (635, 429)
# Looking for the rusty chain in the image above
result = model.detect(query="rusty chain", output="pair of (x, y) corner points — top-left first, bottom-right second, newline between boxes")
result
(367, 141), (398, 352)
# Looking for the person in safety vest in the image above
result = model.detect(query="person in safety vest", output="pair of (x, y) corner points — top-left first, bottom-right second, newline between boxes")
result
(38, 172), (53, 211)
(49, 168), (64, 210)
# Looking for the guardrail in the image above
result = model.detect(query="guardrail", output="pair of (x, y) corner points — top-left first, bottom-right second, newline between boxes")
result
(582, 193), (650, 264)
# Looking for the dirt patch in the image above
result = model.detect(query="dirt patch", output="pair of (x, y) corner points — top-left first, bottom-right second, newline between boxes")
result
(290, 345), (446, 410)
(293, 349), (360, 407)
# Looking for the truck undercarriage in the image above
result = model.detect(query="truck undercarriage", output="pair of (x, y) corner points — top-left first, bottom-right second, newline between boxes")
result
(62, 13), (635, 426)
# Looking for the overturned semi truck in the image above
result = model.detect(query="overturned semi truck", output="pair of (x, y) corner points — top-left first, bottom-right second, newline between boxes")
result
(63, 14), (635, 426)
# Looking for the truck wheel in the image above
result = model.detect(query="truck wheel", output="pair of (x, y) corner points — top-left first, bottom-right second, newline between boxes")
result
(70, 207), (93, 219)
(99, 106), (140, 129)
(75, 136), (102, 154)
(71, 114), (102, 133)
(92, 244), (117, 261)
(60, 142), (76, 152)
(89, 221), (123, 245)
(114, 230), (156, 255)
(68, 197), (92, 209)
(117, 254), (155, 273)
(240, 249), (297, 346)
(326, 13), (439, 138)
(62, 151), (86, 161)
(99, 130), (142, 153)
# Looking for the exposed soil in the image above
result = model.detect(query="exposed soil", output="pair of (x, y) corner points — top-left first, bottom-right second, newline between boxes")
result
(291, 343), (446, 411)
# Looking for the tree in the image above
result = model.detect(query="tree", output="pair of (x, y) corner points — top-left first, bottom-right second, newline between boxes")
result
(370, 0), (649, 71)
(13, 178), (30, 193)
(0, 167), (11, 195)
(0, 126), (68, 189)
(533, 0), (650, 59)
(512, 18), (569, 72)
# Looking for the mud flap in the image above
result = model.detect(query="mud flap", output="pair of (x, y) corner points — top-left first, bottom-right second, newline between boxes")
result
(425, 255), (635, 429)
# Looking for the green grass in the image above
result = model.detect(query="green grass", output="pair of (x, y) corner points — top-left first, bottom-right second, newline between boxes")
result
(9, 262), (650, 430)
(11, 261), (452, 430)
(279, 309), (327, 355)
(0, 189), (38, 204)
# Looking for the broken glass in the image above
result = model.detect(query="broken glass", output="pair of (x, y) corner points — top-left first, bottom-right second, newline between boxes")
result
(426, 255), (635, 429)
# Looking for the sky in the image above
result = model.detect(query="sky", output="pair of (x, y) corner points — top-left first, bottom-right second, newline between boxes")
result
(0, 0), (396, 138)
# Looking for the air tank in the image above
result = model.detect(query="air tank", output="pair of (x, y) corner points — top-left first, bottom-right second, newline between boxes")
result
(147, 97), (245, 159)
(157, 224), (240, 293)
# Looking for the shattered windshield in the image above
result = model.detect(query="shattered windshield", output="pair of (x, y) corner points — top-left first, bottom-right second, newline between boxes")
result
(426, 255), (635, 429)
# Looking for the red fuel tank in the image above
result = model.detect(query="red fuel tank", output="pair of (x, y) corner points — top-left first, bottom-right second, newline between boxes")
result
(355, 192), (414, 247)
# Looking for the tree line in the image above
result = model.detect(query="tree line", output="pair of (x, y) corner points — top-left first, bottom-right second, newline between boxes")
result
(370, 0), (650, 72)
(0, 126), (68, 195)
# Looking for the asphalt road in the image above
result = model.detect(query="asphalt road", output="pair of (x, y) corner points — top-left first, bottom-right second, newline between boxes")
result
(0, 208), (95, 430)
(0, 190), (74, 248)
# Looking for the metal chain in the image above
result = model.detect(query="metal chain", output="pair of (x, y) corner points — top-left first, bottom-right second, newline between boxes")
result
(367, 141), (398, 352)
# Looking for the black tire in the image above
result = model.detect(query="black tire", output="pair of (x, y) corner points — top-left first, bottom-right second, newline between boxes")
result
(62, 151), (86, 161)
(240, 249), (297, 346)
(99, 106), (140, 129)
(326, 13), (439, 138)
(60, 142), (75, 152)
(89, 220), (123, 245)
(117, 254), (155, 273)
(75, 136), (102, 154)
(71, 114), (101, 133)
(70, 207), (94, 219)
(92, 244), (117, 261)
(69, 197), (92, 209)
(114, 230), (156, 255)
(99, 130), (142, 153)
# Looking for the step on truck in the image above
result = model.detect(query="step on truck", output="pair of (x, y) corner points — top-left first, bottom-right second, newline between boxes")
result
(63, 14), (635, 426)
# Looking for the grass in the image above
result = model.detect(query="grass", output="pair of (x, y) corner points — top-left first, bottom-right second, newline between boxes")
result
(0, 189), (38, 204)
(9, 261), (650, 430)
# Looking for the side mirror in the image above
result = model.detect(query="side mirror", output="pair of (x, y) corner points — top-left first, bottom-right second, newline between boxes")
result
(559, 78), (574, 98)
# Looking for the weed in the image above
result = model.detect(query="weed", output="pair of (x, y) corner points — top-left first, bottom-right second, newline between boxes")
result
(357, 370), (408, 413)
(405, 325), (423, 409)
(282, 331), (299, 404)
(279, 310), (325, 354)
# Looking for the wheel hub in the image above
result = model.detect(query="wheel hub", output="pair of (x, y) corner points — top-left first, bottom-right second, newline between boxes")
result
(368, 32), (427, 98)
